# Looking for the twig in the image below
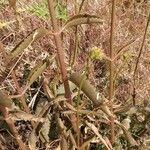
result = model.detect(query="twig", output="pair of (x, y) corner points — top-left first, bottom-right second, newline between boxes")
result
(109, 0), (116, 144)
(47, 0), (71, 103)
(47, 0), (77, 132)
(133, 13), (150, 105)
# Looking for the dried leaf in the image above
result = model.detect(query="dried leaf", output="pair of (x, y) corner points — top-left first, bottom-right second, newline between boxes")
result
(63, 14), (103, 29)
(115, 120), (138, 146)
(28, 86), (41, 109)
(54, 144), (61, 150)
(7, 28), (48, 60)
(40, 117), (50, 142)
(43, 79), (55, 99)
(27, 56), (55, 87)
(85, 121), (112, 150)
(28, 130), (37, 150)
(69, 73), (113, 117)
(121, 118), (131, 130)
(56, 80), (76, 96)
(70, 73), (102, 105)
(28, 60), (47, 84)
(0, 91), (12, 108)
(8, 109), (45, 122)
(65, 102), (77, 112)
(0, 21), (15, 29)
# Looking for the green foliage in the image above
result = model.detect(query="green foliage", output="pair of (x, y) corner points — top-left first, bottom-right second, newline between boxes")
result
(89, 47), (104, 60)
(28, 1), (49, 18)
(55, 2), (67, 21)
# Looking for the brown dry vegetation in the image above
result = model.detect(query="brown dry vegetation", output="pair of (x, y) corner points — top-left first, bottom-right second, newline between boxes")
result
(0, 0), (150, 150)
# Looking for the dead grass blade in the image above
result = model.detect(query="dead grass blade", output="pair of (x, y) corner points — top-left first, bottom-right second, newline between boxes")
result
(85, 121), (112, 150)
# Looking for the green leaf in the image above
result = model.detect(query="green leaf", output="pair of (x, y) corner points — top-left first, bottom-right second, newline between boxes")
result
(56, 3), (67, 21)
(28, 1), (49, 18)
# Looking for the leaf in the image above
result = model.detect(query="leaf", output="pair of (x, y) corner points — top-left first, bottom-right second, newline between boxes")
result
(43, 80), (55, 99)
(7, 27), (49, 60)
(34, 97), (51, 143)
(28, 86), (41, 109)
(8, 109), (45, 122)
(70, 73), (102, 105)
(28, 1), (49, 18)
(27, 56), (55, 87)
(27, 60), (47, 86)
(69, 73), (113, 117)
(85, 121), (112, 150)
(0, 91), (12, 108)
(115, 120), (138, 146)
(68, 131), (77, 148)
(56, 3), (67, 21)
(63, 14), (103, 29)
(28, 130), (37, 150)
(0, 56), (22, 84)
(65, 102), (77, 112)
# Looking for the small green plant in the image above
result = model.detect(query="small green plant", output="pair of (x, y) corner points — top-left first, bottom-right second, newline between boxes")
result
(28, 1), (49, 18)
(89, 46), (104, 60)
(55, 1), (67, 21)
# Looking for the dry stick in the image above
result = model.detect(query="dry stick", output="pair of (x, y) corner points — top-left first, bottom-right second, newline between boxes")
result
(78, 0), (86, 13)
(0, 42), (31, 117)
(47, 0), (77, 132)
(133, 13), (150, 105)
(70, 0), (78, 67)
(47, 0), (71, 102)
(0, 43), (35, 146)
(11, 72), (30, 113)
(74, 2), (86, 148)
(1, 39), (39, 145)
(74, 1), (80, 149)
(109, 0), (116, 144)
